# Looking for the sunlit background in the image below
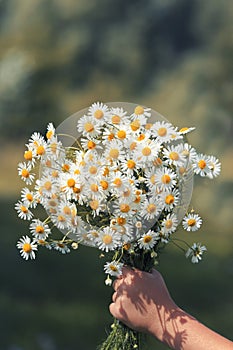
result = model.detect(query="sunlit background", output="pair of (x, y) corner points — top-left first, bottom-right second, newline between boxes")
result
(0, 1), (232, 349)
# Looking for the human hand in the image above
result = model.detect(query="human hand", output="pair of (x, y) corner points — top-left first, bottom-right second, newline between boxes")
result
(109, 267), (178, 340)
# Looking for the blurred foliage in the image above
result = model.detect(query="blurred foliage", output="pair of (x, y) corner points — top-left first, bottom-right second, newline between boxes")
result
(0, 0), (233, 349)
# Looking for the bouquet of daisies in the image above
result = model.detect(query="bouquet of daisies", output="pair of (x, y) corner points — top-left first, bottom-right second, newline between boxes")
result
(15, 102), (221, 349)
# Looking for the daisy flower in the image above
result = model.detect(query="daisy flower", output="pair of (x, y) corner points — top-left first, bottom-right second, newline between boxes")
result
(46, 136), (64, 161)
(131, 105), (151, 121)
(46, 122), (56, 140)
(96, 227), (121, 252)
(120, 156), (139, 177)
(17, 235), (37, 260)
(151, 121), (177, 143)
(179, 143), (197, 163)
(59, 172), (81, 199)
(160, 189), (180, 211)
(141, 198), (163, 220)
(163, 144), (187, 167)
(30, 219), (51, 240)
(138, 230), (159, 250)
(77, 114), (102, 137)
(109, 107), (129, 125)
(182, 213), (202, 232)
(104, 261), (124, 277)
(192, 153), (211, 177)
(23, 145), (36, 167)
(36, 176), (58, 199)
(110, 171), (129, 194)
(88, 102), (110, 124)
(206, 155), (221, 179)
(104, 139), (125, 161)
(52, 242), (71, 254)
(28, 132), (47, 158)
(18, 162), (35, 185)
(135, 139), (161, 164)
(178, 126), (195, 135)
(115, 123), (131, 141)
(161, 213), (178, 234)
(185, 243), (207, 263)
(21, 187), (38, 208)
(113, 198), (136, 219)
(155, 167), (177, 191)
(15, 201), (33, 220)
(80, 137), (102, 152)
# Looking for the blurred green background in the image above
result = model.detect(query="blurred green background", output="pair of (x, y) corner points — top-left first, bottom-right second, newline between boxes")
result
(0, 0), (232, 349)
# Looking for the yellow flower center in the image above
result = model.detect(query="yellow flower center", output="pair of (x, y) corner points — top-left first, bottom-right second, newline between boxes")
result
(179, 167), (186, 175)
(58, 215), (65, 222)
(84, 122), (94, 133)
(134, 105), (144, 115)
(142, 147), (151, 156)
(127, 160), (136, 169)
(179, 127), (189, 133)
(130, 120), (140, 131)
(120, 203), (130, 213)
(143, 235), (152, 243)
(113, 178), (122, 187)
(169, 152), (179, 161)
(158, 127), (167, 137)
(117, 217), (126, 225)
(188, 219), (196, 227)
(109, 148), (119, 159)
(134, 195), (141, 203)
(110, 265), (118, 272)
(23, 243), (32, 253)
(44, 181), (52, 191)
(46, 130), (54, 139)
(112, 115), (121, 124)
(145, 123), (153, 130)
(67, 178), (75, 188)
(103, 167), (110, 176)
(50, 143), (57, 153)
(137, 134), (146, 141)
(87, 140), (96, 149)
(147, 203), (156, 213)
(26, 193), (33, 202)
(100, 180), (109, 190)
(129, 141), (137, 151)
(117, 130), (126, 139)
(90, 200), (99, 210)
(62, 163), (70, 172)
(165, 194), (175, 205)
(36, 225), (45, 234)
(36, 145), (45, 156)
(89, 166), (97, 175)
(108, 133), (115, 141)
(150, 174), (156, 184)
(24, 150), (33, 161)
(21, 169), (29, 178)
(165, 219), (173, 229)
(94, 109), (104, 119)
(63, 206), (71, 215)
(162, 174), (171, 184)
(90, 183), (98, 192)
(20, 205), (28, 213)
(102, 234), (113, 245)
(198, 160), (206, 169)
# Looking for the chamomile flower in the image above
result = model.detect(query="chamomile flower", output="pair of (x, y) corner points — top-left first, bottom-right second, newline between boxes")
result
(151, 121), (177, 143)
(110, 171), (129, 194)
(120, 156), (139, 176)
(30, 219), (51, 240)
(192, 154), (211, 177)
(135, 139), (161, 164)
(15, 201), (33, 220)
(46, 122), (56, 140)
(115, 123), (131, 141)
(131, 105), (151, 121)
(163, 144), (186, 167)
(21, 188), (37, 208)
(113, 198), (135, 219)
(178, 126), (195, 135)
(206, 155), (221, 179)
(97, 227), (121, 252)
(18, 162), (35, 185)
(28, 132), (47, 158)
(155, 167), (177, 191)
(80, 137), (102, 152)
(23, 145), (36, 167)
(109, 107), (129, 125)
(161, 213), (178, 234)
(185, 243), (207, 263)
(77, 114), (102, 137)
(182, 213), (202, 232)
(160, 189), (180, 211)
(138, 230), (159, 250)
(180, 143), (197, 163)
(105, 139), (125, 161)
(46, 136), (64, 161)
(104, 261), (124, 277)
(88, 102), (110, 124)
(141, 198), (163, 220)
(17, 235), (37, 260)
(52, 242), (70, 254)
